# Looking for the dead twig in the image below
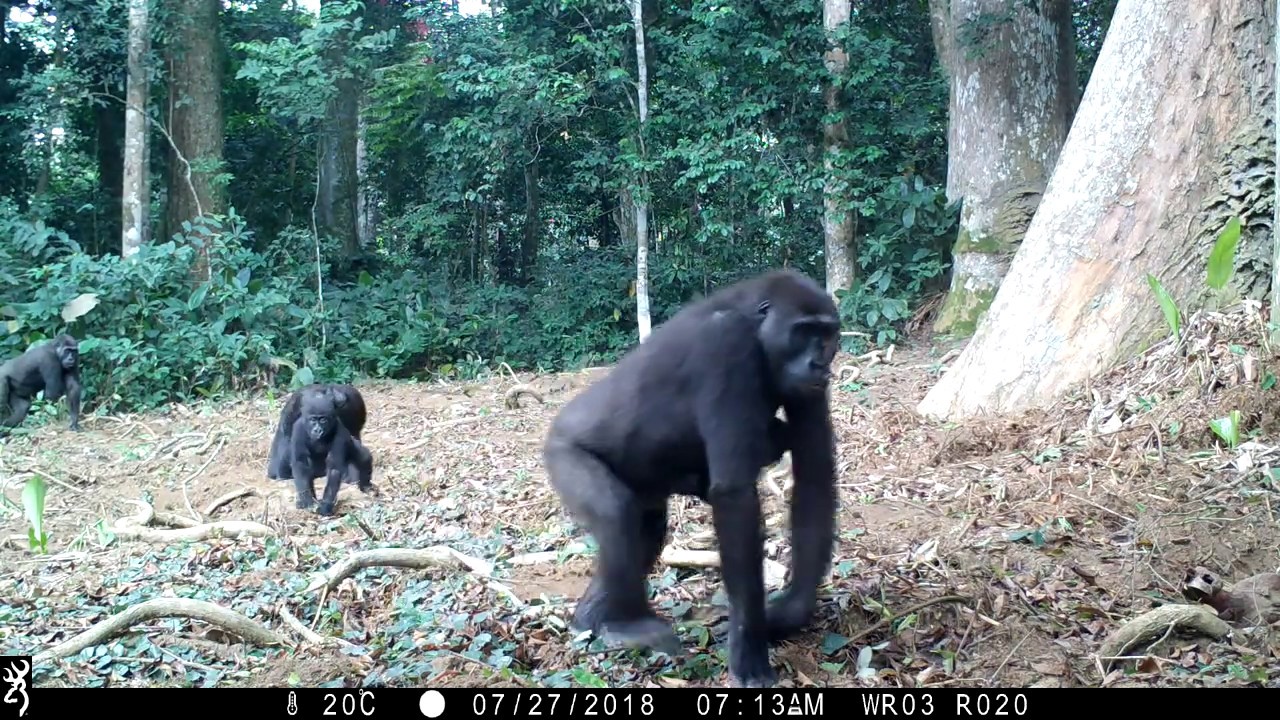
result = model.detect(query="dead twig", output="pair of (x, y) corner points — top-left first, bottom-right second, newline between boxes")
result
(303, 546), (495, 594)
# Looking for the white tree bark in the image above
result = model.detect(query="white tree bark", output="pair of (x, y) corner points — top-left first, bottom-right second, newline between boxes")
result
(930, 0), (1078, 336)
(822, 0), (856, 296)
(121, 0), (150, 258)
(631, 0), (652, 342)
(919, 0), (1276, 421)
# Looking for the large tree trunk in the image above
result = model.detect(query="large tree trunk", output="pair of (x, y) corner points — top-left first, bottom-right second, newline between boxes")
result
(121, 0), (149, 258)
(165, 0), (225, 278)
(918, 0), (1276, 421)
(822, 0), (856, 295)
(521, 154), (540, 285)
(631, 0), (652, 342)
(316, 0), (361, 259)
(929, 0), (1079, 336)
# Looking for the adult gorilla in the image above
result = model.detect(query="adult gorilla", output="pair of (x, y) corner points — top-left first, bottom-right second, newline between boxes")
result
(543, 269), (840, 688)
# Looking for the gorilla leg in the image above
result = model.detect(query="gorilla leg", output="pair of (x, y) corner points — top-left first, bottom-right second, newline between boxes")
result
(2, 395), (31, 429)
(291, 457), (318, 510)
(547, 442), (678, 653)
(572, 503), (669, 635)
(66, 374), (82, 431)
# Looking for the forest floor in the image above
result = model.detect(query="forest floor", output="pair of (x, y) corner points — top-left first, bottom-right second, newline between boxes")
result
(2, 306), (1279, 690)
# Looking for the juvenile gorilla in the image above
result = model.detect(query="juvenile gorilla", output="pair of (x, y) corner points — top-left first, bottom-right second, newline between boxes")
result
(0, 334), (83, 434)
(543, 269), (840, 688)
(269, 385), (375, 515)
(266, 383), (368, 485)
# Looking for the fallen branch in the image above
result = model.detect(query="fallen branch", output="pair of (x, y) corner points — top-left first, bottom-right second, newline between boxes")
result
(304, 546), (495, 594)
(113, 521), (274, 543)
(151, 511), (201, 529)
(1096, 604), (1232, 672)
(659, 548), (789, 588)
(33, 597), (287, 664)
(113, 499), (273, 543)
(504, 384), (545, 410)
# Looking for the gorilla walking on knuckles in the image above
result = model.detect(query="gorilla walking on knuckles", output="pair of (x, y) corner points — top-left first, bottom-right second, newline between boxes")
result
(542, 269), (840, 688)
(0, 334), (83, 434)
(267, 384), (376, 516)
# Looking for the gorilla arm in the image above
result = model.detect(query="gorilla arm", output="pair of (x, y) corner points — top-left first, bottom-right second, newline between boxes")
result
(766, 392), (837, 641)
(697, 371), (780, 688)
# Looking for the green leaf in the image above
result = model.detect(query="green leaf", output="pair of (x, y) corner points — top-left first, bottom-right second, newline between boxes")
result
(22, 475), (48, 554)
(1205, 216), (1242, 290)
(61, 293), (100, 322)
(821, 632), (851, 655)
(1146, 273), (1180, 341)
(902, 206), (916, 228)
(188, 283), (211, 311)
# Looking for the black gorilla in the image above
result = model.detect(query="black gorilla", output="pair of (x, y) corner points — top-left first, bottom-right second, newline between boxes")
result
(266, 383), (367, 483)
(268, 384), (375, 515)
(543, 269), (840, 688)
(0, 334), (83, 434)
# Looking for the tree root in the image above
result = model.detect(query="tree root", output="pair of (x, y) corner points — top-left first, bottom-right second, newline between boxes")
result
(276, 604), (366, 655)
(204, 487), (263, 516)
(1096, 603), (1232, 672)
(113, 498), (274, 543)
(33, 597), (288, 665)
(303, 546), (495, 594)
(504, 384), (545, 409)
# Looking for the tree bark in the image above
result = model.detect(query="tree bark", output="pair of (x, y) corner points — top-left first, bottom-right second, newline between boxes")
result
(918, 0), (1276, 421)
(822, 0), (856, 295)
(316, 0), (361, 259)
(165, 0), (225, 278)
(929, 0), (1079, 336)
(122, 0), (150, 258)
(355, 102), (379, 250)
(631, 0), (652, 342)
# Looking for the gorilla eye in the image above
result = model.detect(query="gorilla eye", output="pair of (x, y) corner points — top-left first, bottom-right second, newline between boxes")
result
(757, 301), (770, 316)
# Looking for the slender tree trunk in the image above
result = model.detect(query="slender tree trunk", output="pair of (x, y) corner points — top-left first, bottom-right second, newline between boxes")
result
(919, 0), (1276, 421)
(929, 0), (1079, 336)
(822, 0), (856, 296)
(165, 0), (225, 279)
(316, 0), (361, 258)
(631, 0), (652, 342)
(521, 154), (541, 284)
(355, 102), (378, 249)
(122, 0), (150, 258)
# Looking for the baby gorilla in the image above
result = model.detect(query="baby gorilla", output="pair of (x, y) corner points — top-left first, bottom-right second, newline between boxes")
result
(287, 391), (375, 516)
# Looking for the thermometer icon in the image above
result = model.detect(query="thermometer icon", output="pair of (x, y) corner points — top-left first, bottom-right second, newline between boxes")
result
(287, 691), (298, 715)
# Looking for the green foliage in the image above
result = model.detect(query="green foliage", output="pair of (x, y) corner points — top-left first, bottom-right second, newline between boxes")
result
(1206, 216), (1242, 291)
(1146, 273), (1181, 342)
(1209, 410), (1242, 449)
(22, 474), (48, 554)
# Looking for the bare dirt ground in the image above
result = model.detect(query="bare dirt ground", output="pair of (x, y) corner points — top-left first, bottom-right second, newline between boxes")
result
(2, 308), (1278, 689)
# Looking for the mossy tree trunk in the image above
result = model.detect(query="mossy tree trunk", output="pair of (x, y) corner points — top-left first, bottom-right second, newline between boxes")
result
(919, 0), (1276, 422)
(929, 0), (1079, 336)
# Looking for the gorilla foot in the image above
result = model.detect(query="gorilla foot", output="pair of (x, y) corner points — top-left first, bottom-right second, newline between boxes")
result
(315, 500), (337, 516)
(728, 638), (776, 688)
(295, 495), (316, 511)
(598, 618), (681, 656)
(358, 483), (380, 496)
(765, 591), (816, 643)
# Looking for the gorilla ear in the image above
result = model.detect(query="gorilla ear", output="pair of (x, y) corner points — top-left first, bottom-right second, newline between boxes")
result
(757, 300), (770, 316)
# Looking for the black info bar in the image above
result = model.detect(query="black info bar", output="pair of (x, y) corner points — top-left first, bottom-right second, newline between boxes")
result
(18, 685), (1227, 719)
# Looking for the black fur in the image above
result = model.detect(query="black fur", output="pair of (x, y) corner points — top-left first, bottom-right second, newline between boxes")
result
(284, 390), (376, 516)
(542, 269), (840, 688)
(267, 383), (368, 484)
(0, 334), (83, 434)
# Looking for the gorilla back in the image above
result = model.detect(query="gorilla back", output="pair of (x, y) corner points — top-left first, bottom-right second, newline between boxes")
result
(542, 268), (840, 688)
(0, 334), (83, 433)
